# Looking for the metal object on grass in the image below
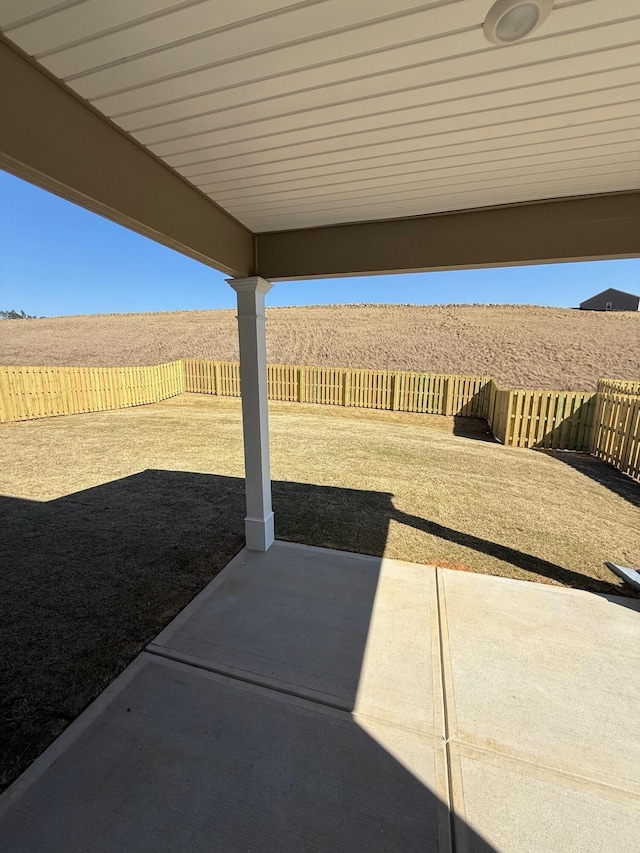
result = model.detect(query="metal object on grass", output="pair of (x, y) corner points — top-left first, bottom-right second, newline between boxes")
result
(606, 562), (640, 592)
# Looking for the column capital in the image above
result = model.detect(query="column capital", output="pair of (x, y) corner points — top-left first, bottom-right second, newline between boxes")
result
(226, 276), (273, 295)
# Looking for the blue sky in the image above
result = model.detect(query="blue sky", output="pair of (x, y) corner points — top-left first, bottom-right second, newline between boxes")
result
(1, 170), (638, 318)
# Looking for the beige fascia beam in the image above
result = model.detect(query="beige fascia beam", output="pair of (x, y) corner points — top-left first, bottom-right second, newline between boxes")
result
(255, 192), (640, 281)
(0, 36), (253, 278)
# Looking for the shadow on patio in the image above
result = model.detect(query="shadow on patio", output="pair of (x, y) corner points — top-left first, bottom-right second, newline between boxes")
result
(1, 469), (505, 851)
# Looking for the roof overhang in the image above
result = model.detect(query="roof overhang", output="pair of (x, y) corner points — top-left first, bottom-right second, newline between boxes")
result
(0, 36), (253, 278)
(1, 6), (639, 283)
(256, 191), (640, 280)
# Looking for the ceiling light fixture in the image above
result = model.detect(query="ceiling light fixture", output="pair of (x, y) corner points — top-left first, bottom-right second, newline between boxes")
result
(483, 0), (553, 45)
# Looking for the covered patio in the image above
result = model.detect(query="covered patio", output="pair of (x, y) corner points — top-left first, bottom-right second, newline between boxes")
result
(1, 542), (639, 850)
(2, 0), (637, 556)
(1, 1), (639, 849)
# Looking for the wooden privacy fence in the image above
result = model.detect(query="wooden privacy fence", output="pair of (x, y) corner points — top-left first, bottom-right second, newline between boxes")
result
(589, 380), (640, 480)
(484, 380), (597, 452)
(0, 361), (184, 423)
(184, 358), (490, 416)
(185, 360), (600, 452)
(1, 359), (638, 480)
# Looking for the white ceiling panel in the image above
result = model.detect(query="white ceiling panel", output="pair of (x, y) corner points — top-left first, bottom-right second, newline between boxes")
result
(33, 0), (313, 74)
(1, 0), (638, 232)
(130, 51), (640, 146)
(201, 136), (640, 196)
(181, 115), (640, 182)
(119, 46), (621, 134)
(224, 160), (640, 217)
(88, 9), (640, 118)
(0, 0), (70, 29)
(3, 0), (193, 54)
(211, 146), (640, 205)
(67, 0), (443, 98)
(165, 99), (640, 173)
(198, 129), (640, 197)
(109, 6), (482, 125)
(146, 71), (640, 159)
(244, 173), (640, 231)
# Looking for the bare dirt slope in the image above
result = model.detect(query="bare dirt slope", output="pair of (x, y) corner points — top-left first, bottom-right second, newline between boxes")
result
(0, 304), (638, 390)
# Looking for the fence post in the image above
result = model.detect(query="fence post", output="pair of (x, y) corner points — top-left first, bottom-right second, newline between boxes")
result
(298, 365), (306, 403)
(581, 394), (595, 452)
(213, 361), (221, 396)
(0, 367), (12, 423)
(506, 391), (515, 445)
(344, 369), (351, 407)
(617, 398), (635, 475)
(391, 372), (399, 411)
(589, 390), (603, 454)
(443, 377), (453, 416)
(489, 380), (497, 428)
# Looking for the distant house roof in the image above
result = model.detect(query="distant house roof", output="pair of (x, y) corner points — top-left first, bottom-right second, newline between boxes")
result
(579, 288), (640, 310)
(583, 288), (639, 301)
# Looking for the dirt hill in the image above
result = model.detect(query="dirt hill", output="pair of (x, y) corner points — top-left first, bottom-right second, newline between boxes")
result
(0, 304), (638, 390)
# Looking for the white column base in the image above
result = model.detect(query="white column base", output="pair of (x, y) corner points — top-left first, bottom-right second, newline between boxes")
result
(244, 512), (275, 552)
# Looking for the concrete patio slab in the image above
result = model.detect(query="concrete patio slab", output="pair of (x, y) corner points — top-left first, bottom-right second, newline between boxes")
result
(2, 541), (640, 852)
(449, 743), (640, 853)
(150, 541), (441, 734)
(439, 568), (640, 792)
(0, 653), (450, 853)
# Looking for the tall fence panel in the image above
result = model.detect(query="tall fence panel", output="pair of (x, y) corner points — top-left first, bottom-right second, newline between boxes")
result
(590, 382), (640, 480)
(391, 371), (445, 413)
(267, 364), (302, 402)
(184, 359), (492, 417)
(346, 368), (393, 410)
(184, 359), (240, 397)
(597, 379), (640, 395)
(485, 381), (512, 445)
(505, 389), (597, 450)
(0, 361), (185, 423)
(484, 381), (597, 451)
(447, 374), (492, 417)
(183, 358), (216, 395)
(302, 366), (345, 405)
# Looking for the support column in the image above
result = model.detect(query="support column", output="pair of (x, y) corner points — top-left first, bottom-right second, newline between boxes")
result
(227, 276), (274, 551)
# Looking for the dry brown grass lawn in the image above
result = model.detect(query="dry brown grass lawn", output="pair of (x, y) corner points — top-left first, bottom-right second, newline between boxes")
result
(1, 394), (638, 790)
(1, 304), (638, 390)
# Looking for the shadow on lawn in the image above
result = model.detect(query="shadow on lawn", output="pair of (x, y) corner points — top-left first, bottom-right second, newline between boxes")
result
(538, 449), (640, 509)
(452, 415), (498, 443)
(392, 508), (631, 595)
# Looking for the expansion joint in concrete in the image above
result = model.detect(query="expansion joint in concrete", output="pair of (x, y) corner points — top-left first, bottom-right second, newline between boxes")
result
(145, 643), (351, 714)
(435, 567), (456, 852)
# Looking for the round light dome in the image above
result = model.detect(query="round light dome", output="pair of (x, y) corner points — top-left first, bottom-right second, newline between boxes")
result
(483, 0), (553, 45)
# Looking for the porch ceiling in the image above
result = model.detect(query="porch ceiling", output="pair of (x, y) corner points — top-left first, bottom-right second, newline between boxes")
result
(2, 0), (639, 237)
